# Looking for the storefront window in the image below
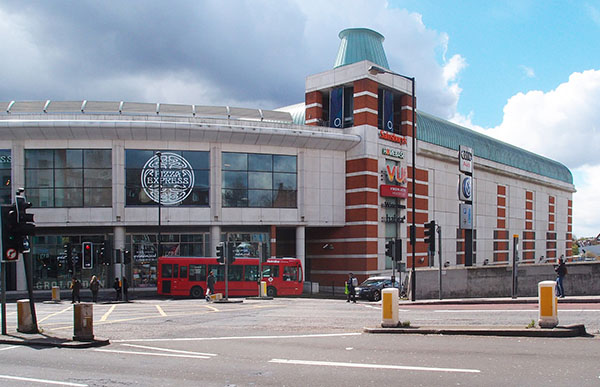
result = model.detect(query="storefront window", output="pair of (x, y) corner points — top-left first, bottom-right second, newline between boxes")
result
(25, 149), (112, 207)
(125, 150), (209, 206)
(222, 153), (297, 208)
(224, 232), (270, 259)
(0, 150), (11, 205)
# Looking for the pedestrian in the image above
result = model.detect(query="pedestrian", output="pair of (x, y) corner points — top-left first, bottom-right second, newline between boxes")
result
(555, 257), (568, 298)
(113, 277), (122, 301)
(206, 270), (215, 301)
(70, 277), (81, 303)
(122, 277), (129, 302)
(89, 275), (101, 303)
(346, 272), (357, 303)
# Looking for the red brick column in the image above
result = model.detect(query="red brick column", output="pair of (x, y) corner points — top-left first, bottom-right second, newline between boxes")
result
(305, 91), (323, 126)
(353, 78), (378, 127)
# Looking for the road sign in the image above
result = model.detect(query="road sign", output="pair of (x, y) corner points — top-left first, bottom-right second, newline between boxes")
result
(4, 247), (18, 261)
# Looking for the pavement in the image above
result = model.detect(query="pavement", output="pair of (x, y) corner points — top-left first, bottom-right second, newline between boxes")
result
(1, 290), (598, 347)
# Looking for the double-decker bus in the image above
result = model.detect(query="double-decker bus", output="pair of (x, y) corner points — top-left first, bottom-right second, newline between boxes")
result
(157, 256), (303, 298)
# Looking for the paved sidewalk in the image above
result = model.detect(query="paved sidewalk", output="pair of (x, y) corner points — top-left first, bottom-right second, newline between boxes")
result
(364, 324), (591, 338)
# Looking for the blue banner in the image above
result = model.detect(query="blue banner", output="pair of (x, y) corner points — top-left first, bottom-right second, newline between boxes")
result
(383, 89), (394, 132)
(330, 87), (343, 128)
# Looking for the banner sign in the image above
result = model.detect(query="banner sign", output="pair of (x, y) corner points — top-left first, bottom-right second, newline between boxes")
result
(459, 145), (473, 174)
(380, 184), (408, 199)
(330, 87), (343, 128)
(459, 174), (473, 202)
(459, 203), (473, 229)
(383, 89), (394, 132)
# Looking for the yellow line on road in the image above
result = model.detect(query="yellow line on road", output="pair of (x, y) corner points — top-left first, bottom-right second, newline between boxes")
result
(155, 305), (167, 316)
(38, 305), (72, 323)
(101, 305), (117, 322)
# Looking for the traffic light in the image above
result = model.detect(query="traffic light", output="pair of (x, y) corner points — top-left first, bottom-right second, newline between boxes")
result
(82, 242), (93, 269)
(64, 243), (73, 271)
(394, 238), (402, 261)
(385, 239), (395, 259)
(227, 242), (236, 264)
(1, 205), (20, 262)
(98, 243), (105, 265)
(216, 242), (225, 264)
(123, 249), (131, 265)
(14, 195), (35, 249)
(424, 220), (436, 252)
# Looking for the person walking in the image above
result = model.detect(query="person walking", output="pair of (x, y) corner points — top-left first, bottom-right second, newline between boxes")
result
(555, 257), (568, 298)
(113, 277), (122, 301)
(70, 277), (81, 303)
(346, 273), (357, 303)
(89, 275), (101, 303)
(206, 270), (215, 301)
(122, 277), (129, 302)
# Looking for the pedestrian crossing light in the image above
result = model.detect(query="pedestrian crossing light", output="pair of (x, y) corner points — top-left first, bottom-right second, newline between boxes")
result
(82, 242), (93, 269)
(216, 242), (225, 264)
(424, 220), (436, 252)
(385, 239), (395, 259)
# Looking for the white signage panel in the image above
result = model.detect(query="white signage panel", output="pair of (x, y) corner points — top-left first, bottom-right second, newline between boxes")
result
(459, 145), (473, 174)
(459, 203), (473, 230)
(459, 174), (473, 202)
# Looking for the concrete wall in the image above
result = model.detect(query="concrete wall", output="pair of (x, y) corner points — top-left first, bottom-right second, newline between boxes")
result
(413, 262), (600, 299)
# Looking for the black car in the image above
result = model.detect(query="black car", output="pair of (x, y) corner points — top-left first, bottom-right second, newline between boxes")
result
(354, 276), (401, 301)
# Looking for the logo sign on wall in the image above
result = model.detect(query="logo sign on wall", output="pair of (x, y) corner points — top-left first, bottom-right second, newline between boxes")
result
(459, 203), (473, 229)
(459, 174), (473, 201)
(459, 145), (473, 174)
(380, 185), (408, 199)
(141, 152), (195, 205)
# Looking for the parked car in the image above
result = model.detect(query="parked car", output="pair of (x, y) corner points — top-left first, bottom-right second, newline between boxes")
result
(354, 276), (401, 301)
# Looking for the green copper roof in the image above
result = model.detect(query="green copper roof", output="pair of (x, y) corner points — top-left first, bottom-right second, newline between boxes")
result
(334, 28), (390, 69)
(276, 103), (572, 184)
(417, 111), (573, 184)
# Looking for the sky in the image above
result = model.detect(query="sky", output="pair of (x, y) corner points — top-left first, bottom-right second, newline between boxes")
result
(1, 0), (599, 237)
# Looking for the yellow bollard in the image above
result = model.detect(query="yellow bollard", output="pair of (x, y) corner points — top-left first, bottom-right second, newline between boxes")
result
(73, 303), (94, 341)
(51, 286), (61, 302)
(538, 280), (558, 328)
(17, 299), (35, 333)
(381, 288), (399, 328)
(260, 281), (267, 297)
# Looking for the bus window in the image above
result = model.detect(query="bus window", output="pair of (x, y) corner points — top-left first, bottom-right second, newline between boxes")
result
(283, 265), (298, 281)
(180, 265), (188, 279)
(244, 265), (258, 281)
(208, 265), (225, 282)
(228, 265), (243, 281)
(262, 265), (279, 278)
(173, 264), (179, 278)
(189, 264), (206, 282)
(162, 264), (173, 278)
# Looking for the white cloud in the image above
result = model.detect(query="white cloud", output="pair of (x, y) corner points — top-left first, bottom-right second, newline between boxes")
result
(572, 165), (600, 237)
(520, 65), (535, 78)
(585, 3), (600, 26)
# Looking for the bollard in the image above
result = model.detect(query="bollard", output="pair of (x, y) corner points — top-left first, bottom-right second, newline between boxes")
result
(51, 286), (61, 302)
(17, 299), (36, 333)
(538, 280), (558, 328)
(73, 303), (94, 341)
(381, 288), (399, 328)
(260, 281), (267, 297)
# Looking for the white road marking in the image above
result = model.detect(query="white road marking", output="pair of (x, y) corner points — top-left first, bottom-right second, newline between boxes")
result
(94, 348), (212, 359)
(121, 343), (217, 356)
(155, 305), (167, 316)
(0, 345), (19, 351)
(0, 374), (87, 386)
(113, 332), (361, 343)
(100, 305), (116, 321)
(269, 358), (481, 374)
(433, 309), (600, 313)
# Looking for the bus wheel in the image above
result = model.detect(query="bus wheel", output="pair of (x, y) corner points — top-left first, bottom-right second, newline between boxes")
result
(190, 286), (204, 299)
(267, 286), (277, 297)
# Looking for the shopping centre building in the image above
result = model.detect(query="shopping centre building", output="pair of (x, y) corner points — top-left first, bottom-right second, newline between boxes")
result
(0, 28), (575, 292)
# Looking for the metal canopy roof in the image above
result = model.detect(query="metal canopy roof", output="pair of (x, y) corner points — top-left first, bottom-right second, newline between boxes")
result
(334, 28), (390, 70)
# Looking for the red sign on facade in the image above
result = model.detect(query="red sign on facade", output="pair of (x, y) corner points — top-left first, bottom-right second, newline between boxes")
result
(380, 184), (408, 199)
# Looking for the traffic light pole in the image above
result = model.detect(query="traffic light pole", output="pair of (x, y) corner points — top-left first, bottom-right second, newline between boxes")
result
(22, 251), (38, 333)
(1, 261), (6, 335)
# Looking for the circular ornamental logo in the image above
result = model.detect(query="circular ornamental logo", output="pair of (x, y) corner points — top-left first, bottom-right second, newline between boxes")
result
(141, 152), (195, 205)
(462, 176), (472, 200)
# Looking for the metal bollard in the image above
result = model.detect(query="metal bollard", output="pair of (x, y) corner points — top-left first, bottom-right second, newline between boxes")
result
(538, 281), (558, 328)
(73, 303), (94, 341)
(17, 299), (36, 333)
(381, 288), (399, 328)
(51, 286), (61, 302)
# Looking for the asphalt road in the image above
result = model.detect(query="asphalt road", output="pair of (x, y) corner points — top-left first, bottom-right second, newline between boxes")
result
(0, 298), (598, 386)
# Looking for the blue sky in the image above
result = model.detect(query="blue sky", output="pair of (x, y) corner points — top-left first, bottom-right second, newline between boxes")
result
(1, 0), (599, 237)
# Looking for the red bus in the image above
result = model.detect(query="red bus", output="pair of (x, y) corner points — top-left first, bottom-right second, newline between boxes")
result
(157, 256), (303, 298)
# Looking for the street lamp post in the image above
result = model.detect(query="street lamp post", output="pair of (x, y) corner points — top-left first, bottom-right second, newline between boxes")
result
(368, 65), (417, 301)
(156, 151), (162, 258)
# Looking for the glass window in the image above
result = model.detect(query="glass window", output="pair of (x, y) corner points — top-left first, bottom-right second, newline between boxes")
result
(283, 266), (298, 281)
(222, 153), (297, 208)
(244, 265), (259, 281)
(189, 264), (206, 282)
(228, 265), (243, 281)
(180, 265), (188, 279)
(173, 264), (179, 278)
(208, 265), (225, 282)
(125, 150), (209, 207)
(262, 265), (279, 278)
(161, 264), (173, 278)
(25, 149), (112, 208)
